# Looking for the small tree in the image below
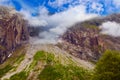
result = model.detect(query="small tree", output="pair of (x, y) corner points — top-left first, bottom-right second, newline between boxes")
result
(92, 50), (120, 80)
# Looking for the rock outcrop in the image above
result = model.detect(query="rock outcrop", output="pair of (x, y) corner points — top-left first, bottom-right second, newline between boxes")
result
(0, 6), (29, 63)
(61, 14), (120, 62)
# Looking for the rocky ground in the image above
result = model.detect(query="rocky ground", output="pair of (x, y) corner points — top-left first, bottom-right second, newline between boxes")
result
(60, 14), (120, 62)
(1, 43), (94, 80)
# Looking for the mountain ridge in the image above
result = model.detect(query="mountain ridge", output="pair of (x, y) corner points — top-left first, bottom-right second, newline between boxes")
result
(60, 14), (120, 62)
(0, 6), (29, 64)
(0, 6), (120, 80)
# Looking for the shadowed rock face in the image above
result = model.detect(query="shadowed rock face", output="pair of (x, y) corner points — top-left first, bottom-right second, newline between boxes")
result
(61, 25), (103, 62)
(0, 6), (29, 64)
(61, 14), (120, 62)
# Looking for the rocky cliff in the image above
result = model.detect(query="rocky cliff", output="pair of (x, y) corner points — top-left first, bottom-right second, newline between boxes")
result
(0, 6), (29, 63)
(61, 14), (120, 62)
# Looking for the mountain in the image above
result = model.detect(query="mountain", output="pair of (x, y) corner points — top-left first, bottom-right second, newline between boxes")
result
(60, 14), (120, 62)
(0, 6), (120, 80)
(0, 7), (93, 80)
(0, 6), (29, 64)
(0, 44), (93, 80)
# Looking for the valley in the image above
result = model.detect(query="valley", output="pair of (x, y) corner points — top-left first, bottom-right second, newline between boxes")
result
(0, 5), (120, 80)
(0, 43), (94, 80)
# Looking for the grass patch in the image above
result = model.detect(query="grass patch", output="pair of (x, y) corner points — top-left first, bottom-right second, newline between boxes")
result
(27, 51), (46, 72)
(34, 51), (46, 61)
(0, 46), (26, 69)
(3, 50), (92, 80)
(82, 23), (99, 30)
(9, 71), (28, 80)
(28, 51), (55, 69)
(36, 51), (91, 80)
(38, 63), (91, 80)
(46, 53), (55, 64)
(15, 54), (25, 64)
(11, 54), (25, 72)
(27, 60), (37, 72)
(0, 65), (13, 78)
(0, 46), (25, 77)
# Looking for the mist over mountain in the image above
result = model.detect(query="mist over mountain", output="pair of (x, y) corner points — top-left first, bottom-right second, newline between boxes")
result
(1, 0), (120, 44)
(0, 0), (120, 80)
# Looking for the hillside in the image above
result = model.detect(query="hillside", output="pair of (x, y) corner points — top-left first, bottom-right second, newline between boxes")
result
(0, 6), (29, 64)
(0, 44), (93, 80)
(60, 14), (120, 62)
(0, 6), (120, 80)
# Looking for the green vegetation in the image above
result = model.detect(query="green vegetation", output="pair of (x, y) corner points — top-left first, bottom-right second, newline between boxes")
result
(15, 54), (25, 64)
(0, 65), (13, 78)
(34, 51), (46, 61)
(0, 50), (92, 80)
(27, 60), (37, 72)
(82, 23), (99, 29)
(9, 51), (56, 80)
(46, 53), (55, 64)
(2, 49), (120, 80)
(27, 51), (46, 72)
(0, 46), (25, 69)
(0, 46), (25, 78)
(37, 51), (91, 80)
(9, 71), (28, 80)
(38, 63), (91, 80)
(92, 50), (120, 80)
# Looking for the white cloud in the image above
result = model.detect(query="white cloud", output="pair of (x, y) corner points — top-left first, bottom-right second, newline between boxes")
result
(0, 0), (9, 2)
(113, 0), (120, 6)
(48, 0), (93, 8)
(0, 0), (105, 44)
(48, 0), (73, 8)
(46, 5), (97, 34)
(0, 0), (13, 7)
(20, 7), (49, 27)
(91, 2), (104, 13)
(28, 18), (48, 27)
(24, 5), (98, 44)
(100, 21), (120, 37)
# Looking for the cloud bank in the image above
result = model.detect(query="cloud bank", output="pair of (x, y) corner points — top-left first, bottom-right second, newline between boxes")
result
(100, 21), (120, 37)
(1, 0), (120, 44)
(22, 5), (98, 44)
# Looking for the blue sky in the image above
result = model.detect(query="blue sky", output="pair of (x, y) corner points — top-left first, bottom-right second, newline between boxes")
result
(0, 0), (120, 16)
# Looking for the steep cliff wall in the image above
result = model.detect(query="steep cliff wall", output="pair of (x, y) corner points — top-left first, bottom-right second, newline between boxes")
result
(0, 6), (29, 63)
(61, 14), (120, 62)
